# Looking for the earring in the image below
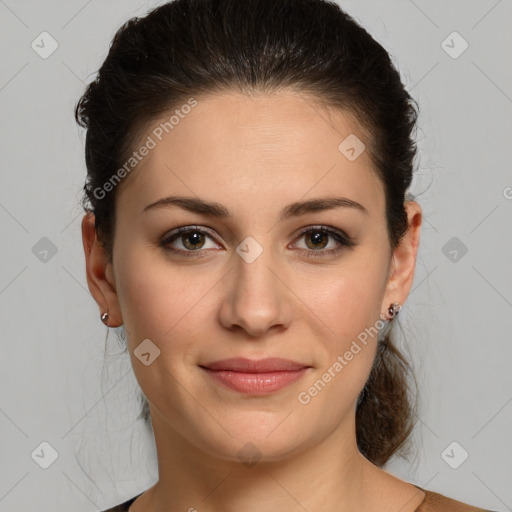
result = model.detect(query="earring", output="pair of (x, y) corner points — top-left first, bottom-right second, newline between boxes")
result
(387, 301), (402, 320)
(378, 302), (402, 342)
(380, 302), (402, 322)
(100, 311), (109, 326)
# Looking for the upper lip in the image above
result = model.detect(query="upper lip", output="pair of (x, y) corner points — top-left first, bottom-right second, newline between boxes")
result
(200, 357), (310, 373)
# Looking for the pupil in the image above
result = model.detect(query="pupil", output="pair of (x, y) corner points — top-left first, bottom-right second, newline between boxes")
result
(184, 232), (203, 249)
(308, 230), (327, 249)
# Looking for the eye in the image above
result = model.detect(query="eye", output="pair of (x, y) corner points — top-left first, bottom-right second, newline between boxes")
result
(291, 225), (355, 258)
(160, 224), (356, 259)
(160, 225), (221, 257)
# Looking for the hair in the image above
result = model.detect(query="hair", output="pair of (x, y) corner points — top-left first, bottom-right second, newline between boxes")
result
(75, 0), (420, 468)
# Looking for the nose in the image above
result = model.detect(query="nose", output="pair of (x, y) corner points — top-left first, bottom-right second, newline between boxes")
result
(218, 246), (293, 338)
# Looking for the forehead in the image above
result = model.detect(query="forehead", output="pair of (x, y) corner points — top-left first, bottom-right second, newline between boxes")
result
(115, 90), (384, 219)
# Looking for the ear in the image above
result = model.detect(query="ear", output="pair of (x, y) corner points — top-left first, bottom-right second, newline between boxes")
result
(381, 200), (422, 314)
(81, 211), (123, 327)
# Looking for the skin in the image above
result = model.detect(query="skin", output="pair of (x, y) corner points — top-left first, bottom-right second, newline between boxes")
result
(82, 90), (423, 512)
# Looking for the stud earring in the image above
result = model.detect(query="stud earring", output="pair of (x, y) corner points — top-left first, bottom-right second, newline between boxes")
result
(379, 302), (402, 322)
(100, 311), (109, 326)
(378, 302), (402, 342)
(386, 301), (402, 320)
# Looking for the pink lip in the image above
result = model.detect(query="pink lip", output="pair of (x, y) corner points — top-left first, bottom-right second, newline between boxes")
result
(200, 358), (311, 394)
(202, 357), (309, 372)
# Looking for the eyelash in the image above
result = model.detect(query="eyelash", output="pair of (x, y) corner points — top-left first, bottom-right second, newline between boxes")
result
(159, 225), (356, 259)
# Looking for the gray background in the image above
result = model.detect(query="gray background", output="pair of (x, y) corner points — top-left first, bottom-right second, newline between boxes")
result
(0, 0), (511, 510)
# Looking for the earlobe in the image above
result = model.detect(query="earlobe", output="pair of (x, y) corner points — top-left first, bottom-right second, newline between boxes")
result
(81, 212), (123, 327)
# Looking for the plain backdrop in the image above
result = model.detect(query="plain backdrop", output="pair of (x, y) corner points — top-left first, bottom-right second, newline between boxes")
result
(0, 0), (511, 510)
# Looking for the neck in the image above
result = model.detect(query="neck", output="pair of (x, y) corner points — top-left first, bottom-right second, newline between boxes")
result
(144, 403), (383, 512)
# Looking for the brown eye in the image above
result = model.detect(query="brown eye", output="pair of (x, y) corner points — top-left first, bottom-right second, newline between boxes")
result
(181, 231), (206, 250)
(304, 229), (329, 250)
(293, 225), (356, 259)
(160, 226), (221, 257)
(160, 224), (355, 260)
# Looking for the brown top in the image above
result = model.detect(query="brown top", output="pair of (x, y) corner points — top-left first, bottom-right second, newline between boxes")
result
(101, 485), (499, 511)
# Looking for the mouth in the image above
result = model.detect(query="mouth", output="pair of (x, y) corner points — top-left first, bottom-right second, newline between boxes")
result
(199, 357), (312, 394)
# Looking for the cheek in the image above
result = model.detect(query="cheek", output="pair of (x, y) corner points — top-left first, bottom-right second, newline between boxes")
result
(113, 250), (211, 407)
(113, 247), (215, 352)
(308, 262), (386, 344)
(298, 260), (387, 403)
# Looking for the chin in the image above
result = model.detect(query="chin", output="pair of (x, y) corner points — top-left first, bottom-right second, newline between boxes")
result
(191, 412), (312, 465)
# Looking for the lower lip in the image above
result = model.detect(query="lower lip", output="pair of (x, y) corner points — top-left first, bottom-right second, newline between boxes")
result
(201, 367), (309, 394)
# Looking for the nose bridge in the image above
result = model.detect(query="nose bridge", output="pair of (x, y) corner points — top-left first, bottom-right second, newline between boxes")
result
(236, 242), (278, 299)
(220, 236), (291, 336)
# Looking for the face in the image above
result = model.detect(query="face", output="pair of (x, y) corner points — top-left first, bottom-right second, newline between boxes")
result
(83, 89), (421, 464)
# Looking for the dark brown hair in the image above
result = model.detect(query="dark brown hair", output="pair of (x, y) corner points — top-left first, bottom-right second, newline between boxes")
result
(75, 0), (420, 467)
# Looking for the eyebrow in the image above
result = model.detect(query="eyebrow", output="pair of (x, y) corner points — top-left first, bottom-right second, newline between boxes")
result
(143, 194), (368, 220)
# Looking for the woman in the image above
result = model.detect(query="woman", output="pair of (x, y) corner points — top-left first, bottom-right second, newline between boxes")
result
(76, 0), (498, 510)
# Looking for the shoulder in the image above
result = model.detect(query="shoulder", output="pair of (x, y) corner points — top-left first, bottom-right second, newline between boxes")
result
(101, 493), (142, 512)
(416, 487), (499, 512)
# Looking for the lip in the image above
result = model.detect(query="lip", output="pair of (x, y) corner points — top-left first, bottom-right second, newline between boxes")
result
(200, 358), (311, 394)
(201, 357), (310, 372)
